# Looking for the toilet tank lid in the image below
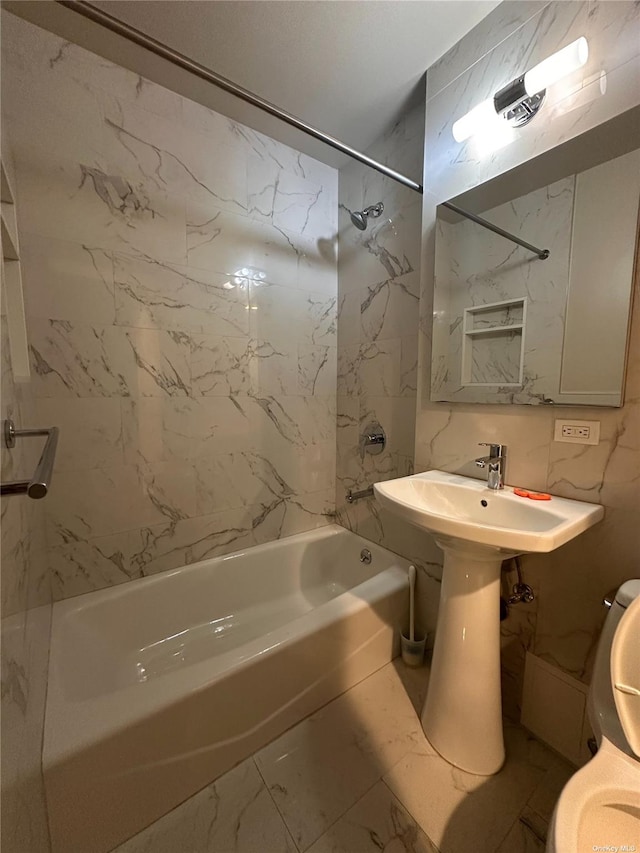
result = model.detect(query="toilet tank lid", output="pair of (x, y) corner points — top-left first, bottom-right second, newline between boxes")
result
(615, 579), (640, 608)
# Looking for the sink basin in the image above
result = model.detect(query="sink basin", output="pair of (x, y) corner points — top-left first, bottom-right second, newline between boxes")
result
(374, 469), (604, 554)
(373, 469), (604, 776)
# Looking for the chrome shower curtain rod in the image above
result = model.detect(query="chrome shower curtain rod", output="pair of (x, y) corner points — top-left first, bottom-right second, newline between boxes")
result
(56, 1), (424, 195)
(442, 201), (550, 260)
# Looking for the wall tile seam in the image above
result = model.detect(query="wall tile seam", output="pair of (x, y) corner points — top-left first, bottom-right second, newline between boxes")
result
(27, 330), (339, 343)
(582, 32), (640, 81)
(425, 1), (553, 104)
(45, 483), (337, 516)
(2, 598), (49, 623)
(0, 575), (53, 617)
(9, 139), (338, 240)
(26, 314), (340, 337)
(27, 322), (338, 336)
(21, 269), (338, 305)
(46, 512), (335, 544)
(47, 462), (339, 477)
(30, 392), (338, 405)
(18, 226), (337, 267)
(47, 520), (333, 558)
(46, 524), (335, 553)
(19, 237), (339, 273)
(334, 275), (420, 296)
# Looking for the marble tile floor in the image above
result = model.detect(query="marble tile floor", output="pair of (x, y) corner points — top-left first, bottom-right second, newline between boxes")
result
(114, 659), (575, 853)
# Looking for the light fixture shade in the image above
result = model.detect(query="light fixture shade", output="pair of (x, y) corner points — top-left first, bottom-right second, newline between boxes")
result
(452, 98), (499, 143)
(524, 37), (589, 97)
(451, 37), (589, 143)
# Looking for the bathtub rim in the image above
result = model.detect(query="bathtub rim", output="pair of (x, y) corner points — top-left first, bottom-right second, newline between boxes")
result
(44, 524), (410, 769)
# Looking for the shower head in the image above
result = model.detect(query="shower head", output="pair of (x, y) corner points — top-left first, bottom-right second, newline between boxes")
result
(350, 202), (384, 231)
(350, 210), (368, 230)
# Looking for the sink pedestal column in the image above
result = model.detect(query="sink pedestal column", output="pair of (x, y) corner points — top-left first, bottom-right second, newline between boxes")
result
(421, 539), (505, 775)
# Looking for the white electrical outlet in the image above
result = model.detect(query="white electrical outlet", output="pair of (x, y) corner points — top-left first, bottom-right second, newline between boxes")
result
(554, 419), (600, 445)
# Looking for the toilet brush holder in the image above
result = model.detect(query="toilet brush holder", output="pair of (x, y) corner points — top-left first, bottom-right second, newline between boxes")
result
(401, 629), (427, 667)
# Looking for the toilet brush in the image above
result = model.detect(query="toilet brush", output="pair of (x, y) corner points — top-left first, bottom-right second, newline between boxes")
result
(409, 564), (416, 642)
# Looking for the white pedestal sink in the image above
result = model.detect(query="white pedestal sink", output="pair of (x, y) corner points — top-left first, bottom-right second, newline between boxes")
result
(374, 470), (604, 776)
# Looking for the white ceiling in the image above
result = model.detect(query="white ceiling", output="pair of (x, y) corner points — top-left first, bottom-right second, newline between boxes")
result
(5, 0), (500, 168)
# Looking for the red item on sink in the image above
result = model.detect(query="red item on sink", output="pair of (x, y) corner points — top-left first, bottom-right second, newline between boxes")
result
(513, 488), (552, 500)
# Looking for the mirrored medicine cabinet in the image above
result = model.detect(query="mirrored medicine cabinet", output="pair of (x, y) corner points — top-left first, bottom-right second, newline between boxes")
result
(430, 109), (640, 407)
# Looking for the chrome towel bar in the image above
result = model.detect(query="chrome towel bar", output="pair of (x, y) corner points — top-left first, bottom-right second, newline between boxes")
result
(1, 418), (59, 499)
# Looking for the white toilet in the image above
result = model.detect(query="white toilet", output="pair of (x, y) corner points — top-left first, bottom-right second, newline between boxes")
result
(547, 579), (640, 852)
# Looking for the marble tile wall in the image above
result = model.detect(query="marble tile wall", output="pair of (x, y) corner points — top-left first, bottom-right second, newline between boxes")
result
(1, 159), (52, 848)
(1, 12), (339, 601)
(418, 0), (640, 718)
(335, 101), (445, 639)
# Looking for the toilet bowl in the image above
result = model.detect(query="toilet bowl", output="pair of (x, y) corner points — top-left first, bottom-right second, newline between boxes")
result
(547, 580), (640, 853)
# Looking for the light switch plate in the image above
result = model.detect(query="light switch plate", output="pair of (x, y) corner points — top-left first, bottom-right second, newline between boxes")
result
(554, 419), (600, 445)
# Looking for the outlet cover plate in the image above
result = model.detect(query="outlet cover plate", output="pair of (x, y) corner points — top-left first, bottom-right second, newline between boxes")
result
(554, 419), (600, 445)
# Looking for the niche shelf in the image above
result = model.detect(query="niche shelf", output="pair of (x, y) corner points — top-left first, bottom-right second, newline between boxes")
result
(1, 160), (30, 381)
(461, 297), (527, 387)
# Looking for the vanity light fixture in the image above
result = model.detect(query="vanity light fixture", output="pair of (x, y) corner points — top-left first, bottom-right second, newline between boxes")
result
(452, 37), (589, 143)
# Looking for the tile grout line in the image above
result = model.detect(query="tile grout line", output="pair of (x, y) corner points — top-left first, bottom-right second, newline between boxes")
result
(379, 775), (443, 853)
(491, 810), (521, 853)
(426, 1), (553, 104)
(251, 755), (301, 853)
(520, 809), (548, 844)
(299, 775), (397, 853)
(251, 696), (415, 853)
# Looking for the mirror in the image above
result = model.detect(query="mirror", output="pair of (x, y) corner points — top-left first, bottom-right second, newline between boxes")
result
(431, 112), (640, 406)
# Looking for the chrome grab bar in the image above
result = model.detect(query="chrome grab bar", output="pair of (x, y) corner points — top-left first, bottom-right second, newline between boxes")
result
(1, 419), (59, 499)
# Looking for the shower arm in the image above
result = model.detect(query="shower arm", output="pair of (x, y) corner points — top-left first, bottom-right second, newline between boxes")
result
(55, 1), (424, 195)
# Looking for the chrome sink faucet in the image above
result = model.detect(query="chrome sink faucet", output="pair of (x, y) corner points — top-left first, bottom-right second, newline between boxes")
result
(475, 443), (507, 490)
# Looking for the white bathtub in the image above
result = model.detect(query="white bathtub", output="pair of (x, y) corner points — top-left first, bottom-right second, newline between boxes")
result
(44, 524), (409, 853)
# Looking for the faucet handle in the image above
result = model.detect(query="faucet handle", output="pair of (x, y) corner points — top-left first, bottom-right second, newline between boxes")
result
(478, 442), (506, 457)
